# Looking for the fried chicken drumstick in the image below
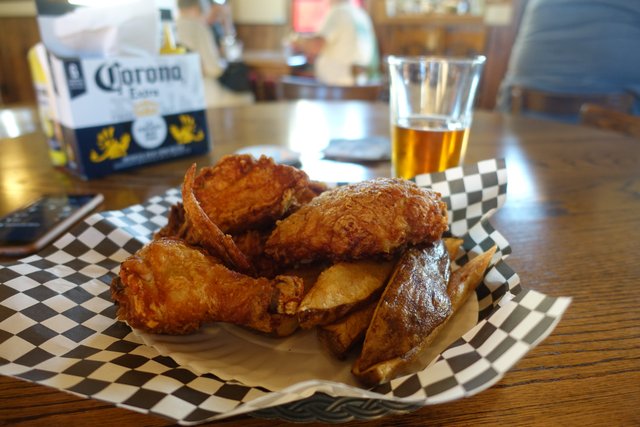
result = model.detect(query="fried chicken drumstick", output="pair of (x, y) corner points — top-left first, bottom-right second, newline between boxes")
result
(111, 238), (304, 336)
(265, 178), (449, 266)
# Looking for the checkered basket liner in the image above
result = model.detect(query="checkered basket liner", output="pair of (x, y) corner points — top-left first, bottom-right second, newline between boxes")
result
(0, 158), (571, 424)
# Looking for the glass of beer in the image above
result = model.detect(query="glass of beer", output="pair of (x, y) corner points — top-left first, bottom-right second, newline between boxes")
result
(387, 56), (486, 179)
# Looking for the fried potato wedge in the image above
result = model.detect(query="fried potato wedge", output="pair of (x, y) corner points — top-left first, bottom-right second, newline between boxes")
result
(443, 237), (464, 261)
(447, 246), (496, 306)
(317, 301), (376, 360)
(282, 262), (331, 294)
(352, 241), (451, 384)
(297, 260), (396, 329)
(352, 244), (496, 386)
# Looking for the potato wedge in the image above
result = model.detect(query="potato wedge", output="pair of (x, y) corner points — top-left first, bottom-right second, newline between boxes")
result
(297, 260), (396, 329)
(447, 247), (496, 308)
(443, 237), (464, 261)
(352, 244), (496, 386)
(318, 238), (468, 361)
(317, 301), (376, 360)
(352, 241), (451, 383)
(282, 262), (330, 294)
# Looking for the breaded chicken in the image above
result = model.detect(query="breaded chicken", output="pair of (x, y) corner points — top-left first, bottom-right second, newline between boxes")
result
(181, 163), (253, 273)
(111, 238), (304, 336)
(264, 178), (449, 266)
(192, 154), (326, 234)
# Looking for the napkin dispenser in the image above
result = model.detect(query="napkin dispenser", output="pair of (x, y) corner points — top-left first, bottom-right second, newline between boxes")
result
(31, 0), (210, 180)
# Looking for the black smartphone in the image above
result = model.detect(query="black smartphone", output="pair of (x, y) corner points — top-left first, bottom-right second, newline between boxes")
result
(0, 193), (104, 256)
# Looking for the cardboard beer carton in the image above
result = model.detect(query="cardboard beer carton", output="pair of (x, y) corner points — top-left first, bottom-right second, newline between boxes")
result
(44, 51), (209, 179)
(32, 0), (210, 179)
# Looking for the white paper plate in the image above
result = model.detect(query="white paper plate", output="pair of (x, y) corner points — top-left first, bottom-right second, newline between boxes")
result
(134, 296), (479, 391)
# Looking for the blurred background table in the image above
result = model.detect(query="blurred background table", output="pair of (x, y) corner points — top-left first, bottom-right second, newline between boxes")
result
(1, 100), (639, 426)
(242, 50), (307, 101)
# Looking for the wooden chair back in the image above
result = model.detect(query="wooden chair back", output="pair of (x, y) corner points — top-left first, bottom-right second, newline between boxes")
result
(277, 76), (383, 102)
(509, 87), (635, 118)
(580, 103), (640, 138)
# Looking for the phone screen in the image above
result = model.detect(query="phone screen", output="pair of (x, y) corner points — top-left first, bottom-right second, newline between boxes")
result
(0, 194), (100, 247)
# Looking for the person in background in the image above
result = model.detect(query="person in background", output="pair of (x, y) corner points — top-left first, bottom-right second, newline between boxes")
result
(291, 0), (380, 86)
(176, 0), (253, 108)
(203, 0), (236, 48)
(496, 0), (640, 122)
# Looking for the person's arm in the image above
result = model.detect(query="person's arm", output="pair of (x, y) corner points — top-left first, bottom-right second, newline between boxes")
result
(290, 4), (344, 59)
(291, 34), (325, 59)
(205, 4), (236, 38)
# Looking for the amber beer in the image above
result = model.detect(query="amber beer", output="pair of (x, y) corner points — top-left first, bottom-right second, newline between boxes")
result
(392, 116), (469, 179)
(388, 55), (485, 179)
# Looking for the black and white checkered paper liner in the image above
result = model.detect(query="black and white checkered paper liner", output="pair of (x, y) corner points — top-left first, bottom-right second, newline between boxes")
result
(0, 158), (571, 424)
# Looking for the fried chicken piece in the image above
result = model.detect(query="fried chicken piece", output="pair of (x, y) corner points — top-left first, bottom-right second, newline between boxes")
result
(193, 154), (325, 234)
(152, 168), (254, 275)
(181, 163), (253, 273)
(232, 228), (278, 277)
(265, 178), (449, 266)
(159, 220), (278, 278)
(154, 202), (185, 240)
(111, 238), (304, 336)
(293, 179), (328, 207)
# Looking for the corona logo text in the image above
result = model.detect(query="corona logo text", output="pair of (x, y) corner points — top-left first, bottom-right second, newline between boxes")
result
(95, 62), (183, 94)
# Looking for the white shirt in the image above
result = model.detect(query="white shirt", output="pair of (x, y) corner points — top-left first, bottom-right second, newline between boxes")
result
(315, 3), (377, 86)
(175, 16), (253, 108)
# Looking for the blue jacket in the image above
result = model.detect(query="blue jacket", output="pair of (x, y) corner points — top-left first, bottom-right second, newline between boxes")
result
(498, 0), (640, 116)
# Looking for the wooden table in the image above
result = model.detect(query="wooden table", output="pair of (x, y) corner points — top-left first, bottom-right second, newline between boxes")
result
(242, 50), (307, 101)
(1, 101), (639, 426)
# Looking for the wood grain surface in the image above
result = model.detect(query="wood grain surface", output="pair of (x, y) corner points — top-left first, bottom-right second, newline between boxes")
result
(1, 101), (638, 426)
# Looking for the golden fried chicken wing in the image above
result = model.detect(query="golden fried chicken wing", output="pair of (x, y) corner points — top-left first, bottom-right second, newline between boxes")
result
(152, 166), (254, 275)
(154, 202), (185, 240)
(181, 163), (253, 273)
(193, 154), (325, 234)
(231, 228), (279, 277)
(265, 178), (449, 266)
(156, 220), (279, 278)
(111, 238), (304, 336)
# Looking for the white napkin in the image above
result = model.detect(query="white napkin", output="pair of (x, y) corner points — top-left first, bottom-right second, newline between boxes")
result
(42, 0), (160, 58)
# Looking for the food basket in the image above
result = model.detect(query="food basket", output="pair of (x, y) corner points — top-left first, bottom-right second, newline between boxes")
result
(0, 158), (571, 424)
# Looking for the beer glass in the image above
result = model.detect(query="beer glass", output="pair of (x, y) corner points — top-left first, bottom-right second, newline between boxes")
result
(387, 56), (485, 179)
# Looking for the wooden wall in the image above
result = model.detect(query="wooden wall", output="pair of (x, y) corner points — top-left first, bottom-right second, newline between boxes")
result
(235, 24), (289, 51)
(0, 16), (40, 105)
(0, 0), (527, 110)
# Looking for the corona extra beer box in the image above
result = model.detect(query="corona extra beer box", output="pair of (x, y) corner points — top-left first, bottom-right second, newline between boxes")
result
(43, 51), (210, 179)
